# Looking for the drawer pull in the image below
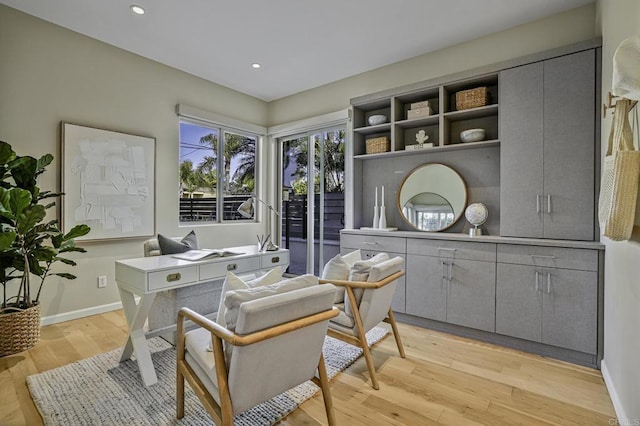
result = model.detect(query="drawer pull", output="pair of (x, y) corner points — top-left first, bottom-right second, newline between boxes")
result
(363, 241), (379, 246)
(530, 254), (556, 260)
(227, 263), (238, 271)
(271, 256), (280, 263)
(438, 248), (456, 252)
(166, 273), (181, 282)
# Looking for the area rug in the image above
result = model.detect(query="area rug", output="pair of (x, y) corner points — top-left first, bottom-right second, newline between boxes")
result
(27, 327), (388, 425)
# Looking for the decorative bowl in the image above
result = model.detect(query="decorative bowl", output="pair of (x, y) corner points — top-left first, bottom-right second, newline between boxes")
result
(368, 114), (387, 126)
(460, 128), (485, 142)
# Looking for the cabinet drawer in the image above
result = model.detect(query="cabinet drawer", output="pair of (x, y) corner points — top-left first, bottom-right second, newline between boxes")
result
(496, 244), (598, 271)
(149, 266), (198, 291)
(406, 238), (496, 262)
(341, 234), (406, 254)
(261, 251), (289, 269)
(200, 257), (261, 281)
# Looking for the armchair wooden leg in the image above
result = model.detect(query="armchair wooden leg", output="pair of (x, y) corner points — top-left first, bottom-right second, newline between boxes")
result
(387, 309), (406, 358)
(317, 354), (337, 426)
(176, 363), (185, 419)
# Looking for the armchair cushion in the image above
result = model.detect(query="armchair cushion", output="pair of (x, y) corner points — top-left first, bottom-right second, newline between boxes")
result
(345, 253), (389, 317)
(157, 230), (198, 254)
(223, 274), (318, 332)
(321, 249), (361, 303)
(215, 267), (283, 326)
(185, 327), (221, 403)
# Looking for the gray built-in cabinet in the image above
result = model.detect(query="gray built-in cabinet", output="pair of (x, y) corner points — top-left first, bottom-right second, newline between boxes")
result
(500, 50), (596, 240)
(344, 40), (604, 368)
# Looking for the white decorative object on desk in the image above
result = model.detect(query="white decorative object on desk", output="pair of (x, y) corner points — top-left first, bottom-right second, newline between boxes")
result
(372, 186), (379, 228)
(465, 202), (489, 237)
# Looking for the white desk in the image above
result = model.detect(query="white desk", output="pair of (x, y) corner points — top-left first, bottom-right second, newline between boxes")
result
(115, 245), (289, 386)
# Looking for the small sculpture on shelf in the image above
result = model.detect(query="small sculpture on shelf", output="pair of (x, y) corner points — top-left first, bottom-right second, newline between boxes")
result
(407, 130), (433, 150)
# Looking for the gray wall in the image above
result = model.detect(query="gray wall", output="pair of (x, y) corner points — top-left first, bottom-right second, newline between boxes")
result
(598, 0), (640, 423)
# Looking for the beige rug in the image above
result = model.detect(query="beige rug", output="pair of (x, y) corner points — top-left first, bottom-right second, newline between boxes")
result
(27, 327), (388, 425)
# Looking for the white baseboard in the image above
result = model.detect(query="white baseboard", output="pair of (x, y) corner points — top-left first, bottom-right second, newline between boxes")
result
(601, 359), (629, 424)
(40, 302), (123, 326)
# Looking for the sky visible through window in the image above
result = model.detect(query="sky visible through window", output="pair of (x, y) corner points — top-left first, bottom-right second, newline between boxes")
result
(179, 122), (215, 168)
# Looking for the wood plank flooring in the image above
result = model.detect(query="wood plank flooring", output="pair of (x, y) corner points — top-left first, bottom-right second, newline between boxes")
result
(0, 310), (616, 425)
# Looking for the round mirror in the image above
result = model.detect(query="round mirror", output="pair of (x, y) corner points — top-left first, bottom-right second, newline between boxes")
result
(397, 163), (467, 231)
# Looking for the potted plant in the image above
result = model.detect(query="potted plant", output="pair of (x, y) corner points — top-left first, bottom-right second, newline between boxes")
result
(0, 140), (90, 356)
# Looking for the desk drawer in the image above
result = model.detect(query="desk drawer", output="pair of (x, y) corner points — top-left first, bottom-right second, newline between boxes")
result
(200, 257), (261, 281)
(149, 266), (198, 291)
(261, 251), (289, 269)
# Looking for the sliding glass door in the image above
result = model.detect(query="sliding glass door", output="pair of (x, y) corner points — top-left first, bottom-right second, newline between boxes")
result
(279, 128), (345, 275)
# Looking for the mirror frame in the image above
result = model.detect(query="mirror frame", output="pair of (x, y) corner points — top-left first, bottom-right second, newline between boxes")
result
(396, 163), (468, 232)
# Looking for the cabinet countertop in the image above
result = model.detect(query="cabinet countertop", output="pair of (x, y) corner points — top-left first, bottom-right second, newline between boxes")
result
(341, 229), (605, 250)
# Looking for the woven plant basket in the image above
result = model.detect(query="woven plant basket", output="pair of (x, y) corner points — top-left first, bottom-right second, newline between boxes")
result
(0, 304), (41, 356)
(365, 137), (390, 154)
(456, 87), (488, 110)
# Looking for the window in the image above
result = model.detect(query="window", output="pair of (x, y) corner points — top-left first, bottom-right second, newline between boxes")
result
(179, 120), (257, 223)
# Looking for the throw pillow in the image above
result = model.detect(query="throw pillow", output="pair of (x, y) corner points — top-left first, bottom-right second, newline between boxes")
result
(157, 230), (198, 254)
(215, 266), (283, 326)
(224, 274), (318, 332)
(321, 249), (362, 304)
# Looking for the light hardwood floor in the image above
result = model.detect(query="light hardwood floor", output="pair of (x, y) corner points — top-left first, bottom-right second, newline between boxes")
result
(0, 310), (616, 425)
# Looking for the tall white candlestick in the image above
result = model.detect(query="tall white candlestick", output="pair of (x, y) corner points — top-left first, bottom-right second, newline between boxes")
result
(381, 185), (385, 206)
(374, 186), (378, 207)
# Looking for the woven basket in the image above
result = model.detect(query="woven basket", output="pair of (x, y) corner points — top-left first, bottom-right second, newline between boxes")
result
(0, 304), (41, 356)
(365, 137), (390, 154)
(456, 87), (488, 110)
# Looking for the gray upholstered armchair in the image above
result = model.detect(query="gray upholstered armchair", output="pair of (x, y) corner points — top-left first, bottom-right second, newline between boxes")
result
(320, 255), (406, 390)
(176, 281), (338, 425)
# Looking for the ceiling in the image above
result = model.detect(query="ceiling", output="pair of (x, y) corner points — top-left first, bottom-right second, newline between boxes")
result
(0, 0), (594, 101)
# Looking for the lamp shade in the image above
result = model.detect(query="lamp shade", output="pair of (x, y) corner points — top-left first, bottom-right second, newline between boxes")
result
(237, 197), (254, 218)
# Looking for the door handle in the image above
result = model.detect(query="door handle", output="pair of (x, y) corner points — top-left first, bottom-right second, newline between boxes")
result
(536, 194), (541, 213)
(547, 194), (551, 214)
(546, 272), (552, 294)
(534, 271), (540, 292)
(448, 261), (453, 282)
(441, 260), (448, 280)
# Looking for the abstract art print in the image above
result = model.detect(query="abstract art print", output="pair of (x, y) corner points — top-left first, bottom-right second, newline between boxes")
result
(61, 123), (155, 242)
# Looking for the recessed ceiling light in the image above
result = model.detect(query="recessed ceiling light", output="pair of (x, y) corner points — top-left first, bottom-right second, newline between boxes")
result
(252, 63), (262, 69)
(130, 5), (145, 15)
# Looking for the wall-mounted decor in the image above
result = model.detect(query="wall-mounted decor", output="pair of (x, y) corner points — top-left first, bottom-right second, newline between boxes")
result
(61, 122), (155, 242)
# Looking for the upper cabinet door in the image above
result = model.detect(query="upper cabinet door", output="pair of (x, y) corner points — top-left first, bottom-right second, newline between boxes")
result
(543, 50), (596, 241)
(500, 50), (597, 241)
(500, 62), (545, 238)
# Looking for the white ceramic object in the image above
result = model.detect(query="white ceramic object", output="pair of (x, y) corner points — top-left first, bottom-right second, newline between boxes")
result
(460, 128), (485, 142)
(368, 114), (387, 126)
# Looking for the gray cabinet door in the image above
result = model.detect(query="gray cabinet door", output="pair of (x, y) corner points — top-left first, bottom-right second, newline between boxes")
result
(542, 50), (596, 241)
(405, 254), (446, 321)
(542, 268), (597, 354)
(447, 259), (496, 332)
(500, 62), (544, 238)
(496, 263), (543, 342)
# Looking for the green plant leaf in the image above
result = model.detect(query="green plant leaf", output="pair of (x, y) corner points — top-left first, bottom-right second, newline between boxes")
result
(64, 224), (91, 240)
(8, 156), (38, 193)
(55, 257), (76, 266)
(59, 246), (87, 253)
(0, 231), (16, 250)
(16, 204), (46, 234)
(54, 273), (77, 280)
(8, 188), (32, 217)
(0, 141), (16, 165)
(36, 154), (54, 174)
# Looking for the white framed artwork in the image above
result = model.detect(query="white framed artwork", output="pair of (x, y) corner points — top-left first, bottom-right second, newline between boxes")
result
(61, 122), (155, 242)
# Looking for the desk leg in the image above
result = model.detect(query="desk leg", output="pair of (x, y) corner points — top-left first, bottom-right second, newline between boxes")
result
(118, 285), (158, 386)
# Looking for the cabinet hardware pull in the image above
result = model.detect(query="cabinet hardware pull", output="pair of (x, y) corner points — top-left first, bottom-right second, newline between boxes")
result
(547, 273), (552, 294)
(227, 263), (237, 271)
(438, 247), (456, 253)
(441, 261), (447, 279)
(166, 273), (181, 282)
(530, 254), (556, 260)
(271, 256), (280, 263)
(536, 194), (541, 213)
(547, 194), (551, 214)
(448, 261), (453, 281)
(535, 271), (540, 292)
(363, 241), (379, 246)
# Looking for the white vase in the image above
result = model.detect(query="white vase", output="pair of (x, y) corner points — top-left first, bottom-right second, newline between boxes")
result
(373, 204), (379, 228)
(378, 205), (387, 229)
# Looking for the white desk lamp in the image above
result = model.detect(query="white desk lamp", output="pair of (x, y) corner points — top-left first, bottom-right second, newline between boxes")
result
(237, 196), (280, 251)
